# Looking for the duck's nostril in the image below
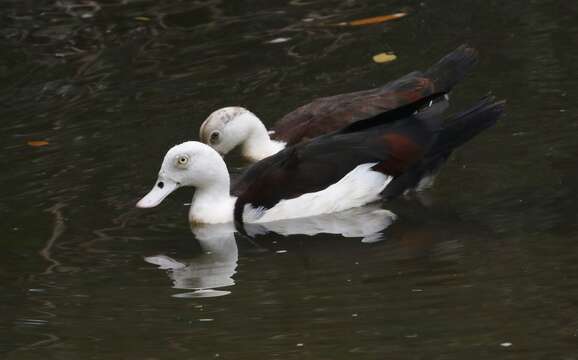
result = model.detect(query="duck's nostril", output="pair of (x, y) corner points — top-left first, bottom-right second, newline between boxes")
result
(157, 181), (164, 189)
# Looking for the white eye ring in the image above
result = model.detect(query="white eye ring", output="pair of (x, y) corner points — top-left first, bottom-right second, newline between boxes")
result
(176, 155), (189, 167)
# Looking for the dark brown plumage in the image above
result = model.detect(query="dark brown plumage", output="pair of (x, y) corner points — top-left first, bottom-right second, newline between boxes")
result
(232, 93), (505, 224)
(272, 44), (479, 145)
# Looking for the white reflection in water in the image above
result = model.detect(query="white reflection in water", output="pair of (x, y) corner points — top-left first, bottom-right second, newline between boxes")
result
(145, 205), (396, 298)
(145, 223), (238, 299)
(245, 205), (396, 243)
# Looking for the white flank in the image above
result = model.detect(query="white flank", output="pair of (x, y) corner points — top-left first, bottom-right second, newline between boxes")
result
(243, 163), (392, 223)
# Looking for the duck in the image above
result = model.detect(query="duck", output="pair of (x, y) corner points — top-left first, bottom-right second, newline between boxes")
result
(199, 44), (478, 162)
(137, 93), (505, 224)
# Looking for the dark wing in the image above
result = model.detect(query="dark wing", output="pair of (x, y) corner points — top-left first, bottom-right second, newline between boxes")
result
(272, 44), (478, 145)
(232, 115), (433, 223)
(382, 96), (506, 200)
(233, 96), (505, 223)
(336, 92), (447, 134)
(231, 91), (447, 198)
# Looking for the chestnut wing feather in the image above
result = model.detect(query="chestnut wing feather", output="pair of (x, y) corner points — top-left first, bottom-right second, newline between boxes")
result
(272, 44), (478, 145)
(272, 73), (433, 145)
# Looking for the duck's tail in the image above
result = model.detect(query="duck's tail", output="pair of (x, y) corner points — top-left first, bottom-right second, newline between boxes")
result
(431, 95), (505, 155)
(418, 96), (506, 182)
(424, 44), (479, 93)
(381, 96), (505, 200)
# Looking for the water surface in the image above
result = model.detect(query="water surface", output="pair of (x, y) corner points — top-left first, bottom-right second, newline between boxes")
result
(2, 0), (578, 359)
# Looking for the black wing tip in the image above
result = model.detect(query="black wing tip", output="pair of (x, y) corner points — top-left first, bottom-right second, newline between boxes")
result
(479, 99), (507, 126)
(434, 95), (507, 153)
(425, 44), (480, 92)
(468, 94), (507, 117)
(446, 43), (480, 66)
(488, 99), (507, 116)
(455, 43), (479, 57)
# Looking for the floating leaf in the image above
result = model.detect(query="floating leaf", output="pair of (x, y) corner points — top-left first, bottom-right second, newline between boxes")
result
(337, 12), (407, 26)
(27, 140), (49, 147)
(372, 52), (397, 63)
(134, 16), (151, 21)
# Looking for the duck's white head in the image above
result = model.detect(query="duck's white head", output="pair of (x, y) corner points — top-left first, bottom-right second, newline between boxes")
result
(136, 141), (229, 208)
(199, 107), (284, 161)
(199, 107), (257, 155)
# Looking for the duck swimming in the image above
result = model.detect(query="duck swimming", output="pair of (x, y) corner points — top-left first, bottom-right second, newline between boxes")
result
(137, 94), (505, 224)
(199, 44), (478, 161)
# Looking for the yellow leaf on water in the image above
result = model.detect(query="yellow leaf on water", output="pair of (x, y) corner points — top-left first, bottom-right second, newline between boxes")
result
(337, 12), (407, 26)
(27, 140), (49, 147)
(372, 52), (397, 63)
(134, 16), (151, 21)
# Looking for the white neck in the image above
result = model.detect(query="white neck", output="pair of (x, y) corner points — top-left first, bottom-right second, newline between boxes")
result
(187, 161), (237, 224)
(189, 186), (237, 224)
(239, 113), (286, 161)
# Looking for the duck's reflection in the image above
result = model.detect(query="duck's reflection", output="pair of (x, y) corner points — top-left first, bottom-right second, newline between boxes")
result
(145, 223), (238, 298)
(145, 205), (397, 298)
(243, 205), (396, 243)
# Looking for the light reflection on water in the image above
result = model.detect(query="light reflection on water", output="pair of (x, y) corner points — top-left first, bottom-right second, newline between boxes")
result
(2, 0), (578, 359)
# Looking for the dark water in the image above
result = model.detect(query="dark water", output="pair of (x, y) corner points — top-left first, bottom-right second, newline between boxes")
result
(2, 0), (578, 358)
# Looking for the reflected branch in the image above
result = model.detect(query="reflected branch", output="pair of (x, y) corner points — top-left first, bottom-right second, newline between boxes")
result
(14, 333), (60, 352)
(39, 203), (66, 275)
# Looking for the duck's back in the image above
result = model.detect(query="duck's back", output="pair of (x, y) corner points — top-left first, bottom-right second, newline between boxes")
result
(232, 93), (447, 218)
(233, 93), (505, 224)
(272, 44), (478, 146)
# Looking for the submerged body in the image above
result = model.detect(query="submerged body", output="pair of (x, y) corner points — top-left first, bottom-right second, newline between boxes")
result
(137, 95), (505, 225)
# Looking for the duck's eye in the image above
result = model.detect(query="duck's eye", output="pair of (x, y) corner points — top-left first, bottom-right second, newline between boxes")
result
(209, 131), (220, 145)
(176, 155), (189, 167)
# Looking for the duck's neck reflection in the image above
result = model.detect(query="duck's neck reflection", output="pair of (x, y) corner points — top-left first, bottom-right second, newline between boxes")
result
(145, 222), (238, 298)
(145, 205), (396, 298)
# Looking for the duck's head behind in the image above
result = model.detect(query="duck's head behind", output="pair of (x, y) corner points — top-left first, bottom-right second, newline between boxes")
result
(136, 141), (230, 209)
(199, 107), (256, 155)
(199, 107), (284, 161)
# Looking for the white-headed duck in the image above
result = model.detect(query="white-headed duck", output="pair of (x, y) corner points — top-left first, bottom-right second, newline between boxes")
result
(199, 44), (479, 161)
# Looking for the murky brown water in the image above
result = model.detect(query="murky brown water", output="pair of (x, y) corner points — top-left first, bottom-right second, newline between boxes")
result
(2, 0), (578, 359)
